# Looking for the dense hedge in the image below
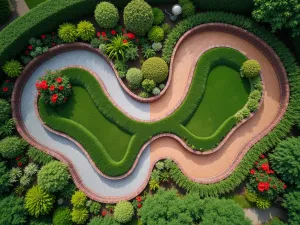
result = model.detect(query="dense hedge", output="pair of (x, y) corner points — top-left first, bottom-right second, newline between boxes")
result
(161, 12), (300, 197)
(0, 0), (10, 24)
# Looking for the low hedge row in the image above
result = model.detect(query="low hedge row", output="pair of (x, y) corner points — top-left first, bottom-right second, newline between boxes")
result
(161, 12), (300, 196)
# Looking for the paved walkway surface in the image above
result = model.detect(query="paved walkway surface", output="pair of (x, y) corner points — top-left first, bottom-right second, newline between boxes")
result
(0, 0), (29, 31)
(244, 207), (287, 225)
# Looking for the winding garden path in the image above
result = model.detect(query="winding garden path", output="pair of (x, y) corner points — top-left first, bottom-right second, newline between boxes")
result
(12, 24), (289, 202)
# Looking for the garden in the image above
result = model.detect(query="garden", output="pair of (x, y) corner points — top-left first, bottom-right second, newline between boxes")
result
(0, 0), (300, 224)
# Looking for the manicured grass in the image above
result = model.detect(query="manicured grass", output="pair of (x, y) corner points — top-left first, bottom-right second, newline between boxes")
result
(186, 65), (250, 137)
(54, 85), (132, 162)
(25, 0), (47, 9)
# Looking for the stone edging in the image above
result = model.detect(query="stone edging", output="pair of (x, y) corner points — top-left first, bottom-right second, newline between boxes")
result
(12, 23), (289, 202)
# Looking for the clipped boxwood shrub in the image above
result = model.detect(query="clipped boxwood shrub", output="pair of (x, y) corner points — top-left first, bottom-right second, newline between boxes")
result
(241, 59), (261, 78)
(0, 98), (10, 124)
(94, 2), (119, 28)
(113, 201), (134, 223)
(142, 57), (168, 83)
(152, 8), (164, 25)
(53, 207), (72, 225)
(148, 26), (164, 42)
(0, 0), (10, 24)
(0, 136), (28, 158)
(123, 0), (153, 36)
(38, 161), (70, 193)
(126, 68), (143, 89)
(58, 23), (77, 43)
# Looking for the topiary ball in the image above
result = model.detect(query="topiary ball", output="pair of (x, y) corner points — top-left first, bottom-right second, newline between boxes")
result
(142, 57), (168, 83)
(124, 0), (154, 36)
(152, 42), (162, 52)
(94, 2), (119, 28)
(58, 23), (77, 43)
(241, 59), (261, 78)
(152, 8), (164, 25)
(114, 201), (134, 223)
(53, 207), (72, 225)
(152, 87), (161, 96)
(0, 98), (10, 124)
(126, 68), (143, 89)
(148, 26), (164, 42)
(0, 136), (28, 159)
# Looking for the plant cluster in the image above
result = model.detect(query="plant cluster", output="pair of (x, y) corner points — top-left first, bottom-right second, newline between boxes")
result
(179, 0), (196, 18)
(36, 70), (72, 106)
(283, 190), (300, 225)
(2, 60), (23, 78)
(53, 207), (72, 225)
(113, 201), (134, 223)
(0, 79), (14, 98)
(148, 26), (164, 42)
(27, 147), (53, 165)
(58, 23), (77, 43)
(0, 136), (28, 159)
(152, 8), (164, 25)
(71, 191), (88, 224)
(94, 2), (119, 28)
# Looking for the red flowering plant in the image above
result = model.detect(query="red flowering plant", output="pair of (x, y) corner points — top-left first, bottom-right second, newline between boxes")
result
(36, 70), (72, 106)
(0, 79), (14, 98)
(247, 155), (286, 201)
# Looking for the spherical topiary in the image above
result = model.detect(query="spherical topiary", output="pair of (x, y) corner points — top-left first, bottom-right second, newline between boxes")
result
(0, 98), (10, 124)
(2, 60), (23, 78)
(58, 23), (77, 43)
(77, 20), (95, 41)
(0, 0), (11, 24)
(246, 99), (259, 112)
(94, 2), (119, 28)
(142, 57), (168, 83)
(241, 59), (261, 78)
(71, 191), (87, 208)
(25, 185), (55, 218)
(152, 42), (162, 52)
(152, 8), (164, 25)
(38, 161), (70, 193)
(124, 0), (154, 36)
(126, 68), (143, 89)
(139, 91), (149, 98)
(159, 83), (165, 90)
(0, 136), (28, 159)
(53, 207), (72, 225)
(142, 79), (156, 92)
(152, 87), (160, 96)
(148, 26), (164, 42)
(114, 201), (134, 223)
(71, 208), (88, 224)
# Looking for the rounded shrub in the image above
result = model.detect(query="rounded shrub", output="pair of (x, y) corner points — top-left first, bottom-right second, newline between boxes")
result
(152, 42), (162, 52)
(0, 98), (10, 124)
(142, 57), (168, 83)
(152, 8), (164, 25)
(38, 161), (70, 193)
(148, 26), (164, 42)
(182, 2), (196, 18)
(246, 99), (259, 112)
(159, 83), (165, 90)
(0, 136), (28, 159)
(90, 38), (101, 48)
(0, 0), (11, 24)
(123, 0), (154, 36)
(71, 208), (88, 225)
(241, 59), (261, 78)
(152, 87), (160, 96)
(2, 60), (23, 78)
(77, 20), (95, 41)
(71, 191), (87, 208)
(126, 68), (143, 89)
(95, 2), (119, 28)
(139, 91), (149, 98)
(25, 185), (55, 217)
(142, 79), (156, 92)
(58, 23), (77, 43)
(249, 90), (261, 101)
(114, 201), (134, 223)
(53, 207), (72, 225)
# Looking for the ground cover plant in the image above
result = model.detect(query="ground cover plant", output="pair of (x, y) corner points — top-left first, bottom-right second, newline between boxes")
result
(38, 47), (260, 176)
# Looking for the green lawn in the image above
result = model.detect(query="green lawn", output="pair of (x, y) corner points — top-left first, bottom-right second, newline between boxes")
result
(53, 85), (132, 162)
(186, 65), (250, 137)
(25, 0), (47, 9)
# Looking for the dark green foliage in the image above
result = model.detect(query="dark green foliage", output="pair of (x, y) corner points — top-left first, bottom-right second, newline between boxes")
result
(53, 207), (72, 225)
(270, 137), (300, 187)
(0, 98), (10, 124)
(59, 182), (77, 199)
(148, 26), (164, 42)
(181, 1), (196, 18)
(0, 195), (27, 225)
(90, 38), (101, 48)
(27, 147), (53, 165)
(29, 217), (52, 225)
(0, 0), (10, 24)
(191, 0), (253, 13)
(0, 161), (10, 195)
(0, 118), (15, 137)
(283, 190), (300, 225)
(152, 8), (164, 25)
(88, 216), (120, 225)
(201, 198), (251, 225)
(0, 136), (28, 159)
(266, 217), (286, 225)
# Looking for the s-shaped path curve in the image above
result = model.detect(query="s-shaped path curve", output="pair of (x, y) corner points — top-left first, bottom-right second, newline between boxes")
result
(12, 23), (289, 203)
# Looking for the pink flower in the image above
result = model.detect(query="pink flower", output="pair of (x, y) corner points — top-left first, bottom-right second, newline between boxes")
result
(97, 32), (101, 37)
(41, 34), (46, 39)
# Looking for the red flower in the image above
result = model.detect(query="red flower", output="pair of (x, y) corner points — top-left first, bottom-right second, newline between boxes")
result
(258, 182), (265, 192)
(126, 33), (135, 39)
(269, 170), (274, 174)
(261, 163), (269, 171)
(40, 80), (48, 90)
(51, 43), (56, 47)
(49, 85), (55, 91)
(36, 81), (40, 89)
(102, 32), (106, 37)
(16, 156), (21, 161)
(2, 87), (8, 92)
(25, 50), (29, 55)
(250, 169), (255, 175)
(123, 39), (128, 44)
(97, 32), (101, 37)
(56, 77), (63, 83)
(273, 185), (277, 189)
(283, 184), (287, 189)
(137, 203), (142, 208)
(255, 161), (258, 165)
(51, 94), (58, 103)
(264, 182), (270, 191)
(136, 196), (142, 202)
(111, 30), (116, 35)
(41, 34), (46, 39)
(5, 80), (9, 83)
(64, 97), (67, 102)
(17, 162), (22, 167)
(58, 85), (64, 91)
(260, 154), (265, 159)
(28, 45), (33, 50)
(101, 210), (107, 216)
